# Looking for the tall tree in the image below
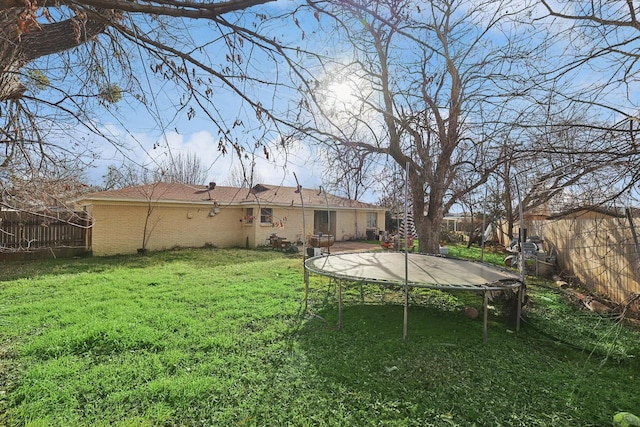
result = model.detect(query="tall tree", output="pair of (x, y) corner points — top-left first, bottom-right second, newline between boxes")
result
(296, 0), (542, 253)
(540, 0), (640, 83)
(1, 1), (275, 102)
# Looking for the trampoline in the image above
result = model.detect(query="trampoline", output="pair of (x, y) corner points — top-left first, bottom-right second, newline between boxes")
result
(305, 252), (524, 342)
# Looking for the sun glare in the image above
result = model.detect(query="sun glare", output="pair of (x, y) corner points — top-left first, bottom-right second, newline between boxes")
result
(323, 78), (363, 119)
(328, 81), (356, 104)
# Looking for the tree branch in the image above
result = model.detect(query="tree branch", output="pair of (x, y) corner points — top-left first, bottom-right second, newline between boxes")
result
(21, 12), (112, 61)
(540, 0), (640, 30)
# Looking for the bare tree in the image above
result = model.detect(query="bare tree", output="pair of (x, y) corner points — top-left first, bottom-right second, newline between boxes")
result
(225, 161), (263, 188)
(296, 0), (543, 253)
(515, 119), (635, 209)
(154, 152), (208, 185)
(1, 157), (93, 212)
(102, 163), (148, 190)
(526, 1), (640, 206)
(1, 0), (312, 214)
(319, 143), (383, 201)
(540, 0), (640, 83)
(137, 181), (167, 253)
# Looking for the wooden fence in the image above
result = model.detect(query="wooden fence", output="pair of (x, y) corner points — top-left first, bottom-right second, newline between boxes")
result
(527, 214), (640, 310)
(0, 211), (91, 260)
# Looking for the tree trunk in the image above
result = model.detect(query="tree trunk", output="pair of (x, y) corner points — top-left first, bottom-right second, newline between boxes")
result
(503, 164), (514, 242)
(418, 216), (442, 254)
(413, 180), (445, 255)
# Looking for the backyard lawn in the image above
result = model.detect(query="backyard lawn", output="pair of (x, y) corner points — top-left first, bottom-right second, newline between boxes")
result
(0, 246), (638, 426)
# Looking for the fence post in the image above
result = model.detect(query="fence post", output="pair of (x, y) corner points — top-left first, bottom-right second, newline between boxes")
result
(625, 207), (640, 266)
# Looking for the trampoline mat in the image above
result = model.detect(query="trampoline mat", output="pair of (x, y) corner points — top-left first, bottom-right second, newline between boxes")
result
(305, 252), (519, 290)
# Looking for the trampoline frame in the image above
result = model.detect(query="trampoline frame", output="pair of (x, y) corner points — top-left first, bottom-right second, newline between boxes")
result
(305, 252), (524, 342)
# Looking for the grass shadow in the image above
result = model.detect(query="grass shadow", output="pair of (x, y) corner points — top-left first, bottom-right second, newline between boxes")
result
(296, 285), (640, 425)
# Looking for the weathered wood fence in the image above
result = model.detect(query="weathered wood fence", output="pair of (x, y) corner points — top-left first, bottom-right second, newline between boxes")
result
(527, 213), (640, 310)
(0, 211), (91, 260)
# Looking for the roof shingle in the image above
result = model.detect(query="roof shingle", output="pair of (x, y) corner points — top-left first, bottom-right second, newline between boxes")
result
(78, 182), (382, 210)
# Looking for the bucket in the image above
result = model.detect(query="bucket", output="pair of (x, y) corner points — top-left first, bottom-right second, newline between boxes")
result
(536, 260), (554, 277)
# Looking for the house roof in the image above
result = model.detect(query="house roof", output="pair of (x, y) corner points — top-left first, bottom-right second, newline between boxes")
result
(76, 182), (384, 210)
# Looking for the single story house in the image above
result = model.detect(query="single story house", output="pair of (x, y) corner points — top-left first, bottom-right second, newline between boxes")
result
(442, 212), (474, 234)
(75, 182), (386, 256)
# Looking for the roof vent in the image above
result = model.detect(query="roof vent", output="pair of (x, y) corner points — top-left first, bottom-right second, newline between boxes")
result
(208, 182), (216, 190)
(250, 184), (269, 194)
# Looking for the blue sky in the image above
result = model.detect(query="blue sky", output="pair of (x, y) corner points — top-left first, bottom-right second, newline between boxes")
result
(78, 0), (640, 208)
(83, 1), (332, 194)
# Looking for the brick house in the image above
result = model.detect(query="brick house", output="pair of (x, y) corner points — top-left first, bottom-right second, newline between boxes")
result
(74, 182), (386, 256)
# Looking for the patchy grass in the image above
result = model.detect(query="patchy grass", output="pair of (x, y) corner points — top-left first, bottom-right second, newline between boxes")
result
(0, 248), (638, 426)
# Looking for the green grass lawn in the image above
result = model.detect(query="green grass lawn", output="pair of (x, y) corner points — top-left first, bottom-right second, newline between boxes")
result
(445, 243), (509, 266)
(0, 247), (638, 426)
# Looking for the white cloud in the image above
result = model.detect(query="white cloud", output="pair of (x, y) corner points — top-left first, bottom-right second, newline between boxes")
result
(87, 124), (325, 190)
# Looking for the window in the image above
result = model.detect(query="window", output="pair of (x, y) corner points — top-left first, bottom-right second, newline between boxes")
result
(260, 208), (273, 224)
(367, 212), (377, 228)
(313, 210), (335, 234)
(244, 208), (254, 225)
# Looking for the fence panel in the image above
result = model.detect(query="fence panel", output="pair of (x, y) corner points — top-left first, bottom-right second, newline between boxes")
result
(530, 216), (640, 309)
(0, 211), (90, 253)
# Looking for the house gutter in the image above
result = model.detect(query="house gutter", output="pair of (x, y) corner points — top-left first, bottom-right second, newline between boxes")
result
(77, 197), (385, 211)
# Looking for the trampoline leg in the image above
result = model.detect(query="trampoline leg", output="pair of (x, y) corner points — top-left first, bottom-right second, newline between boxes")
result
(483, 291), (488, 343)
(516, 285), (523, 332)
(338, 279), (343, 329)
(304, 268), (309, 312)
(403, 284), (409, 344)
